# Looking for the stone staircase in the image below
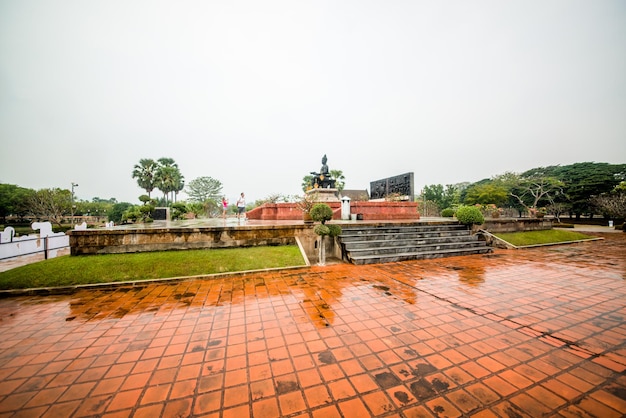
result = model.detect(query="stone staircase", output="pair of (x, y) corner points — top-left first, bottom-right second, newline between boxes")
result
(338, 223), (492, 265)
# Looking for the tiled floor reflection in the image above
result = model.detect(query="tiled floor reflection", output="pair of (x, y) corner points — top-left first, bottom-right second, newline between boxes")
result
(0, 233), (625, 417)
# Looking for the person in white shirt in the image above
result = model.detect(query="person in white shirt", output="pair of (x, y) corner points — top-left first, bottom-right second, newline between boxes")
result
(236, 192), (246, 220)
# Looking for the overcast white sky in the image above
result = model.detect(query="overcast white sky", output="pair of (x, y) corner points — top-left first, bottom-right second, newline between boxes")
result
(1, 0), (625, 204)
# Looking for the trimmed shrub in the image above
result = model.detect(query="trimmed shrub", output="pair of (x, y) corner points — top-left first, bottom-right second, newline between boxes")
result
(310, 203), (333, 224)
(327, 224), (342, 237)
(455, 205), (484, 226)
(441, 208), (455, 217)
(313, 224), (330, 236)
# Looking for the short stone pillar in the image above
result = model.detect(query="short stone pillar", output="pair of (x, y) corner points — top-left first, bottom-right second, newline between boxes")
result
(341, 196), (351, 220)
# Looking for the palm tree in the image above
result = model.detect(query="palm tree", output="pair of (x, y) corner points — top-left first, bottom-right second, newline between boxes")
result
(132, 159), (158, 198)
(156, 158), (183, 204)
(173, 174), (185, 203)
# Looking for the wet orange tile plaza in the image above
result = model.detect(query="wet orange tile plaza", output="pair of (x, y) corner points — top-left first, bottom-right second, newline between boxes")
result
(0, 233), (625, 417)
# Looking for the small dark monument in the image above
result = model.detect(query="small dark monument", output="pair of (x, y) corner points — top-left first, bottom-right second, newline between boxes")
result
(370, 172), (414, 201)
(153, 207), (170, 221)
(310, 154), (336, 189)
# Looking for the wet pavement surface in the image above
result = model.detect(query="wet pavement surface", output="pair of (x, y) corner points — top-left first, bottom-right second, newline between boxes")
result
(0, 233), (624, 417)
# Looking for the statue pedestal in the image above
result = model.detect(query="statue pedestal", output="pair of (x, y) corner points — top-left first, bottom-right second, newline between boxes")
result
(306, 188), (340, 202)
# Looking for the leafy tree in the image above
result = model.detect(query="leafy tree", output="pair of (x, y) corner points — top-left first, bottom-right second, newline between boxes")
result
(0, 184), (34, 222)
(464, 183), (509, 207)
(442, 183), (464, 208)
(590, 194), (626, 220)
(329, 170), (346, 191)
(423, 184), (444, 209)
(502, 172), (565, 216)
(186, 177), (223, 204)
(28, 188), (71, 226)
(422, 184), (462, 213)
(301, 175), (314, 192)
(132, 159), (159, 198)
(108, 202), (133, 223)
(546, 162), (626, 219)
(590, 181), (626, 221)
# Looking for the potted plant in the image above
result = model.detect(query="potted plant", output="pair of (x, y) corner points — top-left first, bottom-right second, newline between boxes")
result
(310, 203), (341, 265)
(296, 192), (318, 223)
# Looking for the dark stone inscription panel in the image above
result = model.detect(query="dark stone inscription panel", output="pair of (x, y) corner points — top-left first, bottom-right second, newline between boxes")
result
(153, 208), (168, 221)
(370, 172), (414, 201)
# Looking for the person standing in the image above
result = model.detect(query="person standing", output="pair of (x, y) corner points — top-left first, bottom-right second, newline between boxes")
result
(236, 192), (246, 220)
(222, 197), (228, 218)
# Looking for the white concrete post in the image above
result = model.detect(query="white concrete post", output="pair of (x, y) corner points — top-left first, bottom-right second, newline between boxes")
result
(341, 196), (351, 220)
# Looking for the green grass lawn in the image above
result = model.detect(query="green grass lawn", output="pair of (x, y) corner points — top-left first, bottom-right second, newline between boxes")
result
(493, 229), (597, 247)
(0, 245), (306, 290)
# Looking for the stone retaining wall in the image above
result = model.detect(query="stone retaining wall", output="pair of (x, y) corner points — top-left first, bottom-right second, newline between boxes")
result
(477, 218), (553, 233)
(68, 224), (341, 265)
(69, 225), (303, 255)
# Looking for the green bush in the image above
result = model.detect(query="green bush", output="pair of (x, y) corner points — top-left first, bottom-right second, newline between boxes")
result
(313, 224), (330, 236)
(441, 208), (455, 217)
(171, 203), (188, 220)
(327, 224), (342, 237)
(455, 205), (484, 226)
(310, 203), (333, 224)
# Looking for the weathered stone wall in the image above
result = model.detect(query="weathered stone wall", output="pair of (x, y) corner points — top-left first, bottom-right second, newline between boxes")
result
(295, 228), (342, 264)
(69, 225), (304, 255)
(472, 218), (553, 233)
(69, 224), (344, 265)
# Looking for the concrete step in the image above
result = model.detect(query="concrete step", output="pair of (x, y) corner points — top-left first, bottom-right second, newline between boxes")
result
(349, 246), (493, 265)
(340, 230), (470, 243)
(342, 235), (479, 249)
(345, 240), (488, 257)
(340, 224), (467, 237)
(338, 223), (492, 265)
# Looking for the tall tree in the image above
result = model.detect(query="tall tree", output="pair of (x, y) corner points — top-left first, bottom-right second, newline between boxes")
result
(329, 170), (346, 192)
(155, 158), (184, 204)
(502, 173), (565, 216)
(547, 162), (626, 219)
(590, 181), (626, 220)
(186, 177), (223, 203)
(464, 183), (509, 207)
(0, 184), (34, 222)
(422, 183), (462, 210)
(28, 188), (71, 226)
(132, 159), (158, 198)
